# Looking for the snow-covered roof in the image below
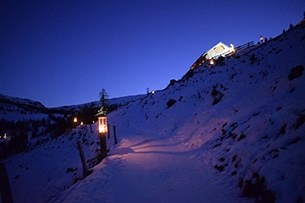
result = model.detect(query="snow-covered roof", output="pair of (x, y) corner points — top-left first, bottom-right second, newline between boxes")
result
(190, 41), (235, 69)
(204, 41), (234, 59)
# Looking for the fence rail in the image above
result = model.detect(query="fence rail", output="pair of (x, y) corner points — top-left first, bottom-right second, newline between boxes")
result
(235, 41), (254, 51)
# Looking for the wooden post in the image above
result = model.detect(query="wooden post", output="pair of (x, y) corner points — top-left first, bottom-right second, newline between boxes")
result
(0, 163), (14, 203)
(113, 125), (118, 144)
(77, 141), (88, 178)
(107, 123), (110, 139)
(99, 133), (107, 159)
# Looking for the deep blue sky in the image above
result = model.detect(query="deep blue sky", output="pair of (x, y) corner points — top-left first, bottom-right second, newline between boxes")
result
(1, 0), (304, 107)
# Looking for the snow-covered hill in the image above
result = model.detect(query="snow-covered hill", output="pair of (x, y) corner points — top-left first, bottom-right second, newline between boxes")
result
(2, 19), (305, 202)
(0, 93), (144, 121)
(103, 20), (305, 202)
(0, 94), (48, 121)
(0, 93), (144, 160)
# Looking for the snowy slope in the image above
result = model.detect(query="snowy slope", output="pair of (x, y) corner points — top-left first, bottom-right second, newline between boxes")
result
(0, 93), (144, 121)
(102, 20), (304, 202)
(4, 125), (102, 202)
(0, 94), (48, 121)
(3, 20), (305, 202)
(0, 93), (144, 160)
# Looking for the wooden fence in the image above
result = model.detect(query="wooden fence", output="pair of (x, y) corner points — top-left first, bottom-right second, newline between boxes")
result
(235, 41), (254, 51)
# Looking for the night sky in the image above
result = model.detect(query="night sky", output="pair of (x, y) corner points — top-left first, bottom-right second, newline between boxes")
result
(1, 0), (304, 107)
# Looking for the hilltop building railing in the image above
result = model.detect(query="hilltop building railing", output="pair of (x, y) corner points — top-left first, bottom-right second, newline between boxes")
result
(190, 41), (255, 69)
(235, 41), (254, 52)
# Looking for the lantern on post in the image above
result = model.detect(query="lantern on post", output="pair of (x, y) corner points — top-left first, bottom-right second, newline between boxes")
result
(98, 115), (108, 134)
(96, 106), (108, 160)
(73, 116), (78, 127)
(260, 35), (264, 43)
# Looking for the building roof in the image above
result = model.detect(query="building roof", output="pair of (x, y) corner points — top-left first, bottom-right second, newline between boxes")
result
(190, 42), (235, 69)
(205, 42), (232, 60)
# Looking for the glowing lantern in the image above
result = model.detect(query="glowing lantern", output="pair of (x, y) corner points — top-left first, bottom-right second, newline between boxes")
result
(98, 115), (108, 134)
(73, 117), (78, 123)
(152, 90), (155, 95)
(96, 105), (108, 160)
(210, 58), (215, 66)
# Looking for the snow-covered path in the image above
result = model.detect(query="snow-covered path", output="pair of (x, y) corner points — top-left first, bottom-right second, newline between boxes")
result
(55, 134), (247, 203)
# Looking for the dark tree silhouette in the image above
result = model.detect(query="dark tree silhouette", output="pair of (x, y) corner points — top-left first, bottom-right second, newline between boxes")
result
(99, 89), (108, 109)
(78, 103), (97, 133)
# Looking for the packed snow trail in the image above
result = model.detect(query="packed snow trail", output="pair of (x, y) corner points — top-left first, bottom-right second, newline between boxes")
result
(55, 134), (248, 203)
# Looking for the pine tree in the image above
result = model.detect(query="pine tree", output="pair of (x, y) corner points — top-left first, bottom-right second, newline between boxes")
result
(99, 89), (108, 109)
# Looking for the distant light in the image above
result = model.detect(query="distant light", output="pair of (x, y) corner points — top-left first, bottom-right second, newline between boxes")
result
(80, 121), (84, 126)
(230, 44), (235, 52)
(152, 90), (155, 95)
(4, 133), (7, 140)
(73, 117), (78, 123)
(210, 59), (215, 66)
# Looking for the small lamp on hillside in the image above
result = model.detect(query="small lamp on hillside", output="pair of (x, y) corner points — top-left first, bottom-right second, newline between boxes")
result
(260, 35), (264, 43)
(210, 58), (215, 66)
(73, 116), (78, 128)
(98, 115), (108, 134)
(96, 107), (108, 160)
